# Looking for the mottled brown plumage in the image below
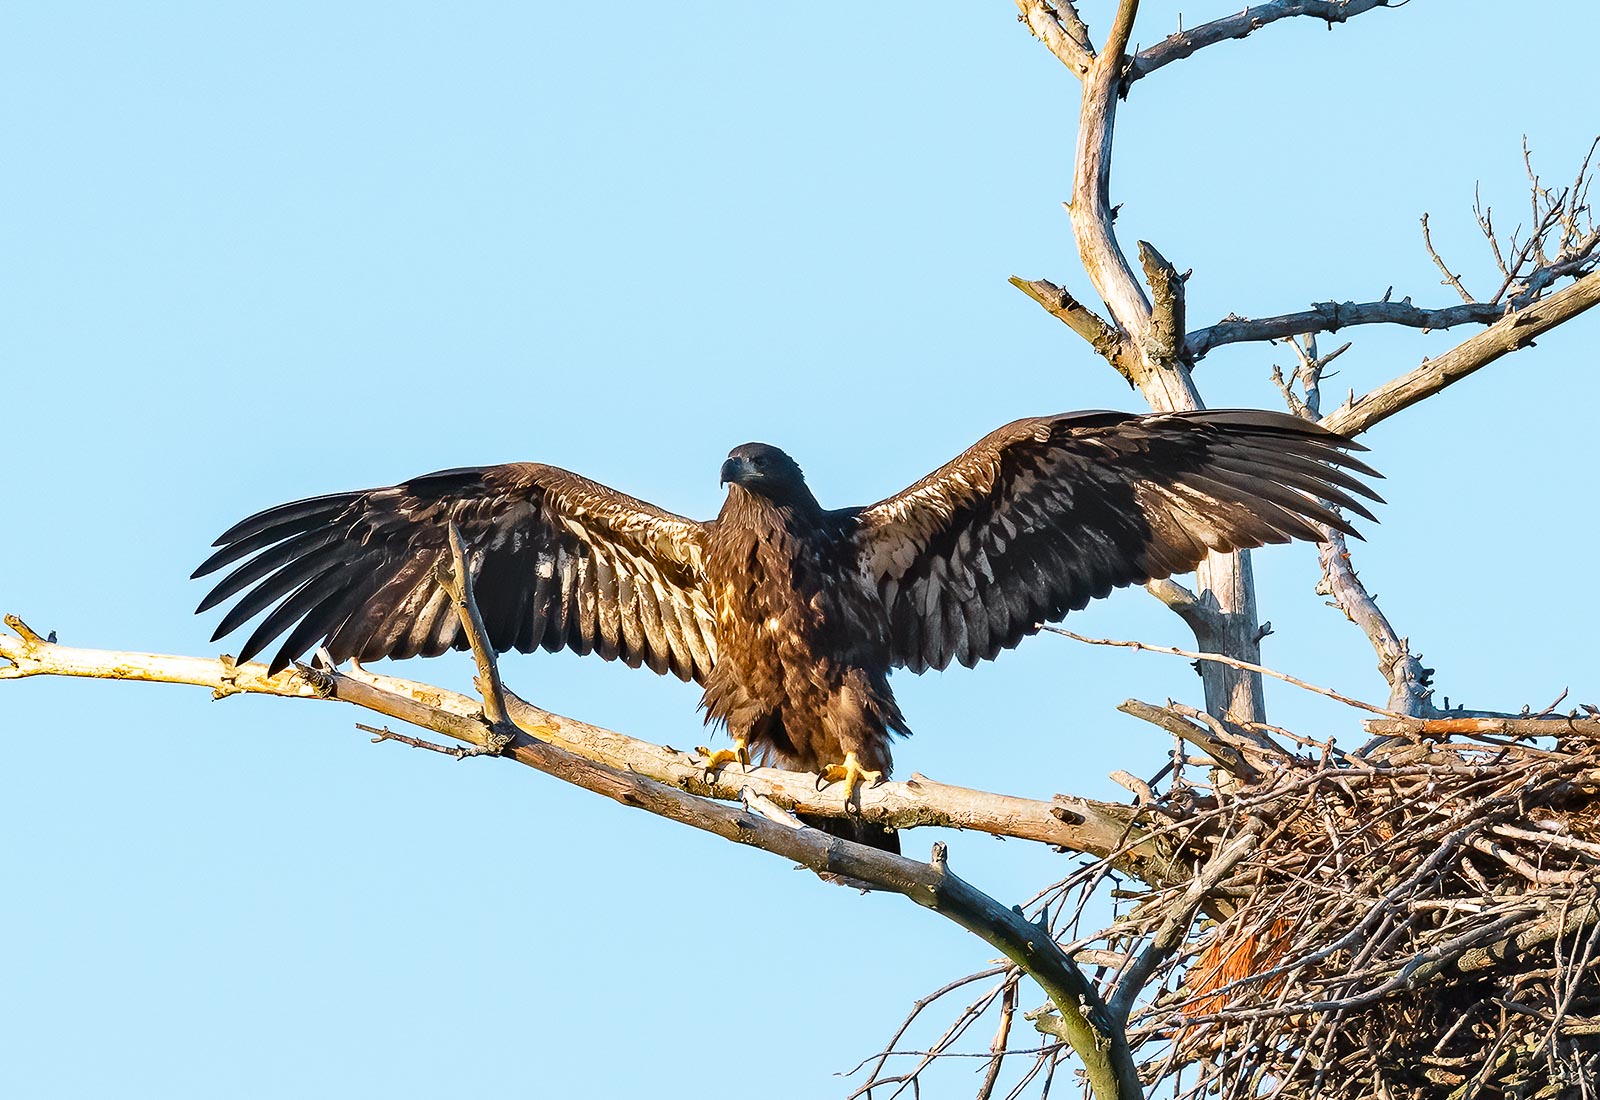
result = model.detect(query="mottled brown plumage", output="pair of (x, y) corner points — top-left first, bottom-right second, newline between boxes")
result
(195, 409), (1381, 852)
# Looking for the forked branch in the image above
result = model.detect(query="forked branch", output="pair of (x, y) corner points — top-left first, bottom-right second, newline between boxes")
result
(0, 618), (1172, 872)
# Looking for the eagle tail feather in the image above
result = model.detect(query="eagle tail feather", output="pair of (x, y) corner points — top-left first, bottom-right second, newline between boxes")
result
(798, 812), (900, 854)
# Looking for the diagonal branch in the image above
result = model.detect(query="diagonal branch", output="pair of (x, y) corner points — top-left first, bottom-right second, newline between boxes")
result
(1127, 1), (1394, 84)
(0, 619), (1179, 880)
(1316, 528), (1434, 717)
(1008, 276), (1134, 373)
(1322, 269), (1600, 437)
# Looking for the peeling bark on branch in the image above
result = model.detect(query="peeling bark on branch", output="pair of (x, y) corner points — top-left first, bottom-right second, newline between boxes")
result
(0, 625), (1178, 878)
(1137, 240), (1187, 366)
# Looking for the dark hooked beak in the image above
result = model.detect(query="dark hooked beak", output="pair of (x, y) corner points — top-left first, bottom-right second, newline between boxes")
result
(720, 456), (749, 487)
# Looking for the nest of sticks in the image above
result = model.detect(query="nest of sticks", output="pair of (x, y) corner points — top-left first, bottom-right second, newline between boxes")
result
(1108, 714), (1600, 1100)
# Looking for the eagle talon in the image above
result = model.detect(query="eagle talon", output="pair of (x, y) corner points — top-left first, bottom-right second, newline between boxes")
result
(817, 751), (882, 805)
(695, 737), (749, 775)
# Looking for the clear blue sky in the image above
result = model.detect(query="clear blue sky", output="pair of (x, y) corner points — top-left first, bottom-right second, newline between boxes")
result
(3, 3), (1596, 1097)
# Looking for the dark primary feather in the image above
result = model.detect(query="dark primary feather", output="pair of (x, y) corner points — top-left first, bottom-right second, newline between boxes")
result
(194, 464), (719, 679)
(853, 409), (1382, 673)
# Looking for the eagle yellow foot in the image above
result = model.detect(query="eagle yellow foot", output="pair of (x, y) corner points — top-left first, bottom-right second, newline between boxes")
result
(816, 751), (883, 802)
(694, 737), (749, 773)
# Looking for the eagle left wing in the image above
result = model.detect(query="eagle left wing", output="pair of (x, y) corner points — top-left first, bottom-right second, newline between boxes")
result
(852, 409), (1382, 673)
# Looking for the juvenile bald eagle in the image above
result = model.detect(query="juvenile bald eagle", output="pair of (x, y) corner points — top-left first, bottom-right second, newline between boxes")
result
(195, 409), (1379, 851)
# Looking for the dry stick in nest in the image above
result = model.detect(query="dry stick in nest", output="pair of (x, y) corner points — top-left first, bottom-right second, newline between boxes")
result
(1148, 746), (1600, 1098)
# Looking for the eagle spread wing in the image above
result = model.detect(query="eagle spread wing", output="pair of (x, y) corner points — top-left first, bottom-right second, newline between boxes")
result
(193, 465), (719, 680)
(853, 409), (1382, 673)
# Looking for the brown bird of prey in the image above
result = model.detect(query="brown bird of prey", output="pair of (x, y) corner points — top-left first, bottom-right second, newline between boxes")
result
(195, 408), (1379, 851)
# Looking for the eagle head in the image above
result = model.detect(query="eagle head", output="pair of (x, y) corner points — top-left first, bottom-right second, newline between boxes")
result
(720, 443), (811, 504)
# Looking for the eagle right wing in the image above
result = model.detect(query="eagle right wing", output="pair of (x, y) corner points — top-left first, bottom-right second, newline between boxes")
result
(853, 409), (1382, 673)
(194, 464), (719, 680)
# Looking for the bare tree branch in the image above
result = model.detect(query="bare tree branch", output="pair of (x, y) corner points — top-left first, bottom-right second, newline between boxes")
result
(8, 601), (1145, 1099)
(0, 619), (1179, 877)
(1143, 577), (1220, 637)
(1322, 269), (1600, 437)
(1186, 296), (1504, 361)
(1421, 212), (1476, 303)
(1008, 276), (1133, 371)
(1127, 1), (1394, 84)
(1316, 529), (1435, 717)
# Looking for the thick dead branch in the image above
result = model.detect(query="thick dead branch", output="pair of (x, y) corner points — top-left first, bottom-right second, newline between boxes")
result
(6, 606), (1143, 1100)
(1127, 1), (1394, 84)
(0, 619), (1177, 877)
(1142, 577), (1215, 634)
(1322, 269), (1600, 437)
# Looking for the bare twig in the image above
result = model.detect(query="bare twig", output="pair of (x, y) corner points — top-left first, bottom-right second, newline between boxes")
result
(437, 522), (514, 752)
(1043, 626), (1403, 718)
(1421, 212), (1475, 303)
(977, 977), (1020, 1100)
(359, 722), (479, 759)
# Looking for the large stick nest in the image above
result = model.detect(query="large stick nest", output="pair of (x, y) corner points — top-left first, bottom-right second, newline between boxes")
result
(1121, 724), (1600, 1099)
